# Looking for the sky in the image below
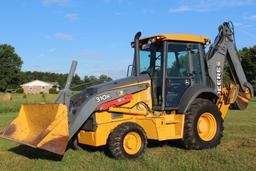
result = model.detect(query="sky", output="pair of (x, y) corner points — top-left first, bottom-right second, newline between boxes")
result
(1, 0), (256, 79)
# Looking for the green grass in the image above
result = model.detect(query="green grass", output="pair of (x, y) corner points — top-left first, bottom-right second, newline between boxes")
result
(0, 93), (56, 113)
(0, 94), (255, 171)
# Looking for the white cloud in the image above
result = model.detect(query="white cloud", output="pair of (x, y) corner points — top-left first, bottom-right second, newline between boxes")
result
(65, 13), (79, 21)
(245, 15), (256, 21)
(77, 50), (100, 58)
(114, 12), (124, 16)
(169, 5), (192, 13)
(239, 29), (256, 39)
(234, 22), (243, 27)
(169, 0), (256, 13)
(48, 48), (56, 53)
(38, 53), (45, 58)
(233, 22), (252, 28)
(103, 0), (128, 4)
(42, 0), (66, 5)
(142, 9), (155, 15)
(54, 33), (73, 41)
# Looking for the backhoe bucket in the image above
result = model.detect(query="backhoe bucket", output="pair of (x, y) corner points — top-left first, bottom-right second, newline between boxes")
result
(233, 91), (252, 110)
(1, 104), (69, 155)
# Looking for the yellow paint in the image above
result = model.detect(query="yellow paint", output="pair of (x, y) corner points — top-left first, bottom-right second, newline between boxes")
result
(197, 112), (217, 141)
(78, 79), (185, 147)
(1, 104), (69, 155)
(140, 34), (211, 44)
(78, 119), (132, 146)
(78, 111), (185, 146)
(217, 84), (239, 118)
(123, 132), (142, 155)
(110, 80), (153, 110)
(136, 113), (185, 140)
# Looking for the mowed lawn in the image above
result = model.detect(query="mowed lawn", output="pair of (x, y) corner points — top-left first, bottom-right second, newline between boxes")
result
(0, 93), (255, 171)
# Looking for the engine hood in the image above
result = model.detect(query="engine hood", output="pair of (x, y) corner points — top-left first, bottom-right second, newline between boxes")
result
(71, 74), (150, 107)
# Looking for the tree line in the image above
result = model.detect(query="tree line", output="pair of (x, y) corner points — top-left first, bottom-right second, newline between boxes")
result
(240, 46), (256, 93)
(0, 44), (112, 92)
(19, 71), (112, 91)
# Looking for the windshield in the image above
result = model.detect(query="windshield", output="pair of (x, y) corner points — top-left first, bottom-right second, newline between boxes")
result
(132, 42), (163, 76)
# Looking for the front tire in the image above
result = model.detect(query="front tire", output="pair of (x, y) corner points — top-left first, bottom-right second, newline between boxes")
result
(182, 98), (224, 149)
(69, 134), (83, 150)
(108, 122), (147, 159)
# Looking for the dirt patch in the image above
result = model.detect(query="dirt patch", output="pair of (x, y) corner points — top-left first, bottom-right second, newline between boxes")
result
(223, 138), (256, 149)
(223, 140), (241, 148)
(1, 93), (12, 101)
(0, 151), (8, 156)
(238, 138), (256, 148)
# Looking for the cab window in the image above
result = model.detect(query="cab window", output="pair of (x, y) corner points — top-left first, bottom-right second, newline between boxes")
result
(167, 43), (190, 78)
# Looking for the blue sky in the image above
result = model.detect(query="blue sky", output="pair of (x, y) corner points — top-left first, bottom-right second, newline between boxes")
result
(1, 0), (256, 79)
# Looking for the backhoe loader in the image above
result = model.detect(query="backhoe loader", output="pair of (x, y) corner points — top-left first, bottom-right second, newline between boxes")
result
(1, 22), (253, 159)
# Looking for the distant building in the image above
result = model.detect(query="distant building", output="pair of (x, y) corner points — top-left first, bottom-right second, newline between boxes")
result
(21, 80), (60, 94)
(48, 82), (60, 91)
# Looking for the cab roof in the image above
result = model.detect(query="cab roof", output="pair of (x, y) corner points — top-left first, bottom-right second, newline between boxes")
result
(140, 34), (211, 45)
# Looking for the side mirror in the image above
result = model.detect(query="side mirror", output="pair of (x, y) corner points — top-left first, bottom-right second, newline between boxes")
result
(126, 64), (133, 77)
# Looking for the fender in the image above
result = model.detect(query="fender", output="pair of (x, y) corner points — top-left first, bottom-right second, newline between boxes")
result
(177, 85), (218, 113)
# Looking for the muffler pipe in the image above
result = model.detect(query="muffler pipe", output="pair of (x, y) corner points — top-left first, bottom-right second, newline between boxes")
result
(134, 32), (141, 76)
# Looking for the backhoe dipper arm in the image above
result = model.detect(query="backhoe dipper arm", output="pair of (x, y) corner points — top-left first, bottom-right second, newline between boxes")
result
(206, 22), (253, 110)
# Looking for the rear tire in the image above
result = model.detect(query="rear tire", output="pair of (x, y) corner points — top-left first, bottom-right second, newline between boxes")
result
(182, 98), (224, 149)
(108, 122), (147, 159)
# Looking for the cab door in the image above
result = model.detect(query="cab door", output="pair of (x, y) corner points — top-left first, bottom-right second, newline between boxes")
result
(164, 42), (204, 109)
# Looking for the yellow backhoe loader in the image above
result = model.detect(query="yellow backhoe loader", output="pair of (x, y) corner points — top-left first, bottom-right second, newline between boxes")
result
(1, 22), (253, 159)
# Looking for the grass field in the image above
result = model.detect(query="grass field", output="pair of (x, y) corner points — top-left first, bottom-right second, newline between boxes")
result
(0, 93), (255, 171)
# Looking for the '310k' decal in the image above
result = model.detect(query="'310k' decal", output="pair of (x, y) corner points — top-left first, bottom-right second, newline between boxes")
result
(96, 94), (111, 103)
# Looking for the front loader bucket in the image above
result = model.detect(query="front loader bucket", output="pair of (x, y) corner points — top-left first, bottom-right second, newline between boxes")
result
(1, 104), (69, 155)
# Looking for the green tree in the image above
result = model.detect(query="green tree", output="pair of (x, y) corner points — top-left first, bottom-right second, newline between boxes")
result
(99, 74), (112, 82)
(240, 46), (256, 93)
(72, 74), (83, 85)
(0, 44), (23, 91)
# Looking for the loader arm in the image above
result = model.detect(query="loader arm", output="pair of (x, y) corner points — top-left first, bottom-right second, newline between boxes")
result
(206, 22), (253, 109)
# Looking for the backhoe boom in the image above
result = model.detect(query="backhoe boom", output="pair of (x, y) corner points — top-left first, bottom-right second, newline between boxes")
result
(206, 22), (253, 109)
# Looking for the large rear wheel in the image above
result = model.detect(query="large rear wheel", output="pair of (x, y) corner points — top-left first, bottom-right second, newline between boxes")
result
(182, 98), (224, 149)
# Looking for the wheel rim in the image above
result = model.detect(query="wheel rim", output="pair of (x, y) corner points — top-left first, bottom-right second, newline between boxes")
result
(197, 112), (217, 141)
(123, 132), (142, 155)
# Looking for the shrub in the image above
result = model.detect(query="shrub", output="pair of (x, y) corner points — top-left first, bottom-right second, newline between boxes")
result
(22, 94), (27, 99)
(49, 88), (58, 94)
(16, 88), (24, 94)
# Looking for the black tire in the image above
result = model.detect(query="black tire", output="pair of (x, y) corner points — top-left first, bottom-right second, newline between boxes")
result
(70, 135), (83, 150)
(108, 122), (147, 159)
(182, 98), (224, 149)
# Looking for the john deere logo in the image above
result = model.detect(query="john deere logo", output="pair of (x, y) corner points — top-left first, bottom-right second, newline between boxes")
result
(216, 61), (222, 95)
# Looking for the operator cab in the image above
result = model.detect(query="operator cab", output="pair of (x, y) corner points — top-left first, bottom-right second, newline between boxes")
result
(131, 34), (211, 110)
